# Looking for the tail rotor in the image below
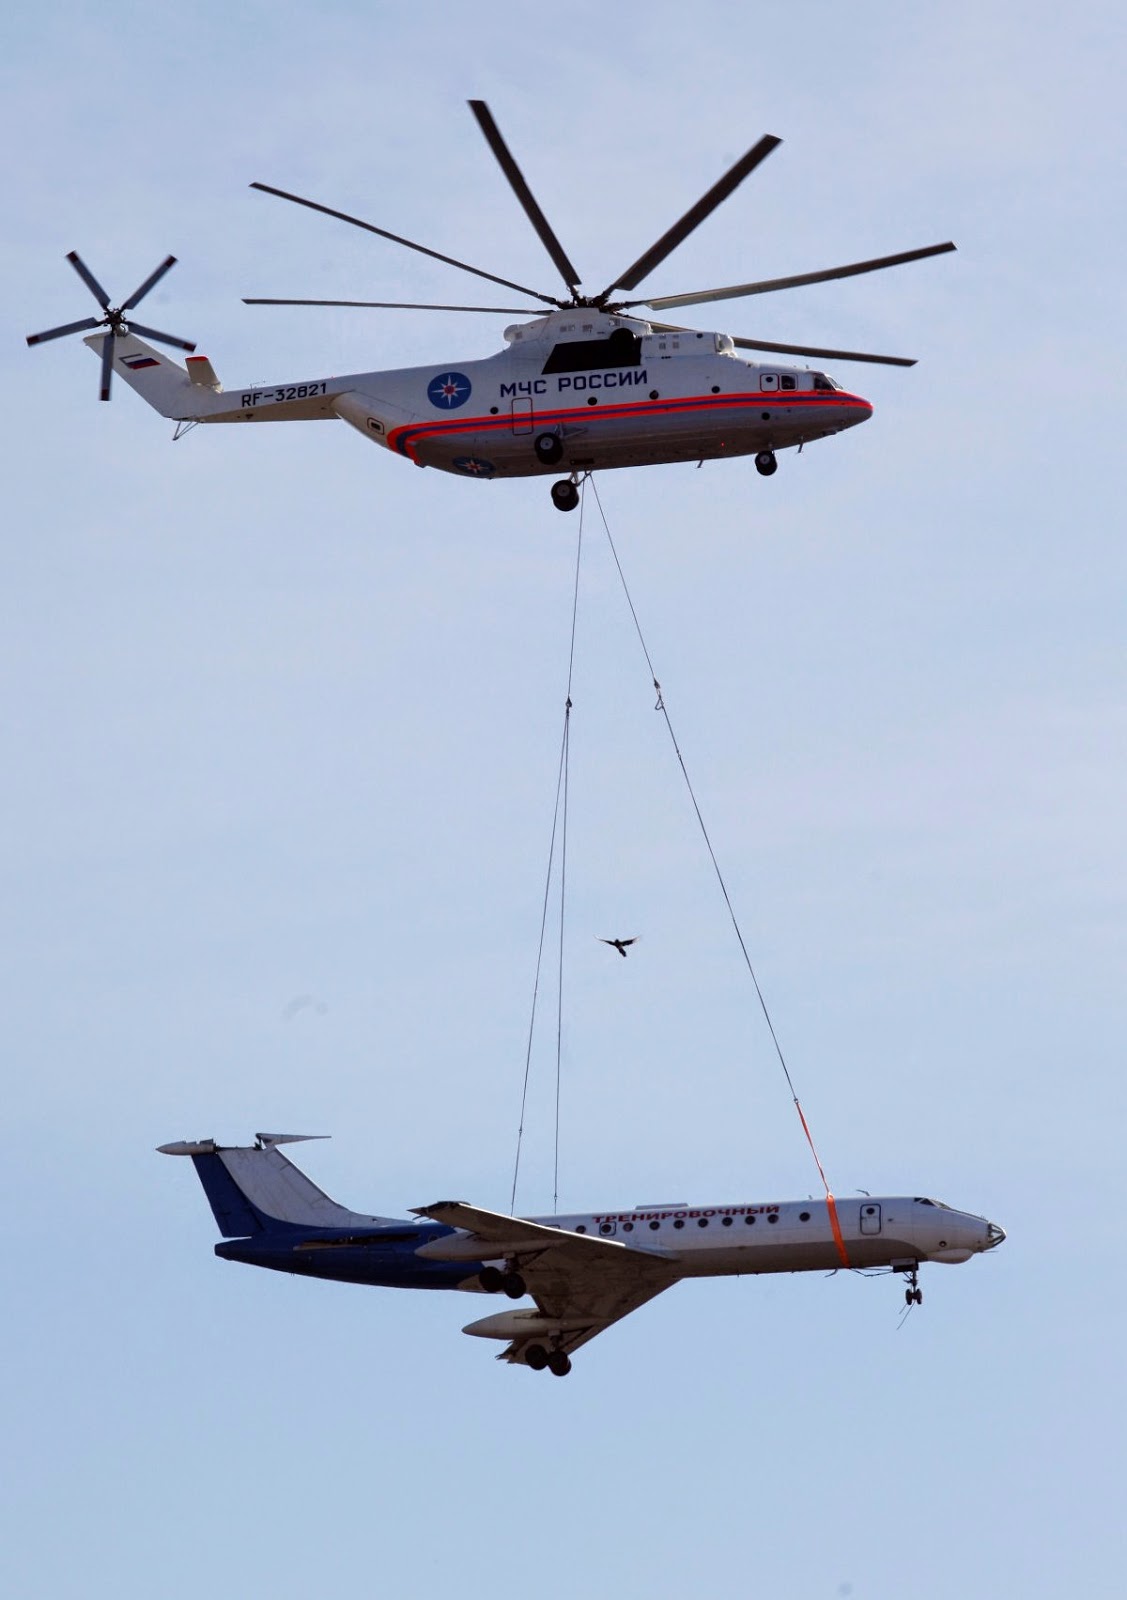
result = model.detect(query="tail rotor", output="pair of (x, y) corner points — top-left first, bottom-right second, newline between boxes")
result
(26, 251), (196, 400)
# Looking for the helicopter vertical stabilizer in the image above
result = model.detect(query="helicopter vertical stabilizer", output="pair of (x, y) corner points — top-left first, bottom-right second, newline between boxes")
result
(82, 331), (209, 419)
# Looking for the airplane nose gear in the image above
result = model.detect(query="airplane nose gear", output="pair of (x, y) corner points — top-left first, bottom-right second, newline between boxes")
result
(534, 431), (564, 465)
(902, 1266), (923, 1306)
(755, 450), (778, 476)
(551, 478), (580, 512)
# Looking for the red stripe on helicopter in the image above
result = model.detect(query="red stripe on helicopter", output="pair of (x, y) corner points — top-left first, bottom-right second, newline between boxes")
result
(387, 391), (871, 459)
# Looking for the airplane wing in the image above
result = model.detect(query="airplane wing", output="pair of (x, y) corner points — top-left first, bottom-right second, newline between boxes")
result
(412, 1200), (678, 1366)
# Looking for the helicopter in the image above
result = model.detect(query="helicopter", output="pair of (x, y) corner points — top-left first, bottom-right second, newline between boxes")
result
(27, 102), (955, 511)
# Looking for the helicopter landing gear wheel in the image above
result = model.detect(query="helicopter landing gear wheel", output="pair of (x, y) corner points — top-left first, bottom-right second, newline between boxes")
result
(551, 478), (580, 512)
(502, 1271), (527, 1299)
(534, 431), (564, 466)
(755, 450), (778, 476)
(547, 1349), (572, 1377)
(525, 1343), (549, 1371)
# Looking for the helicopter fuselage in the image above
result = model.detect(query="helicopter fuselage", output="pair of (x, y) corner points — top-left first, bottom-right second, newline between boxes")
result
(108, 311), (872, 488)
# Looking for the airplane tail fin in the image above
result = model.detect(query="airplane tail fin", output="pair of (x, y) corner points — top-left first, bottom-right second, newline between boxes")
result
(84, 331), (221, 420)
(158, 1134), (402, 1236)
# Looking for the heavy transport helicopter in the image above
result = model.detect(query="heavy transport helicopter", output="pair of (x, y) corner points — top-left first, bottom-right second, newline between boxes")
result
(27, 102), (956, 511)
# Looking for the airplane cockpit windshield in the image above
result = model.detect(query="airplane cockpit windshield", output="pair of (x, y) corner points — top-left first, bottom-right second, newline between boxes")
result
(812, 372), (843, 391)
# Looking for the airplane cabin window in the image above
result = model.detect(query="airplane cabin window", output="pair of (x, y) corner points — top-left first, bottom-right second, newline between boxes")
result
(649, 1220), (660, 1230)
(575, 1223), (586, 1233)
(799, 1212), (811, 1221)
(599, 1223), (613, 1234)
(673, 1219), (685, 1229)
(722, 1216), (733, 1227)
(623, 1221), (634, 1232)
(697, 1217), (709, 1227)
(768, 1214), (779, 1224)
(744, 1214), (756, 1225)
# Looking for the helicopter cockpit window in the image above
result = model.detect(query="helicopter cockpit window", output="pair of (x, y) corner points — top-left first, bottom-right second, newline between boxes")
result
(542, 329), (642, 374)
(780, 375), (796, 390)
(812, 373), (842, 391)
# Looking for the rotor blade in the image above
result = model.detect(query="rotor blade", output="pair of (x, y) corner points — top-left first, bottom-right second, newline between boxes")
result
(468, 99), (582, 296)
(727, 334), (916, 367)
(26, 316), (101, 346)
(600, 134), (781, 299)
(99, 332), (115, 401)
(125, 322), (197, 352)
(122, 254), (178, 311)
(647, 320), (916, 366)
(627, 242), (958, 311)
(250, 181), (561, 307)
(243, 297), (546, 313)
(67, 250), (111, 308)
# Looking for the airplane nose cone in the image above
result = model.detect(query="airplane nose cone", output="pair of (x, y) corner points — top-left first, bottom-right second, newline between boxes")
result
(986, 1221), (1006, 1249)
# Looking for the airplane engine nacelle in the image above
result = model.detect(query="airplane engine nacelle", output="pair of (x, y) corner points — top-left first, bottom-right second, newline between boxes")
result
(463, 1310), (593, 1341)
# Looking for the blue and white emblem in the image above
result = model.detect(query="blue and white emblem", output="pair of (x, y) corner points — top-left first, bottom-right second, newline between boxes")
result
(427, 371), (472, 409)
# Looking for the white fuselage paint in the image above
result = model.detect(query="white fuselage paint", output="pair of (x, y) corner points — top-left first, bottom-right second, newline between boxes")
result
(99, 311), (873, 480)
(423, 1195), (1004, 1284)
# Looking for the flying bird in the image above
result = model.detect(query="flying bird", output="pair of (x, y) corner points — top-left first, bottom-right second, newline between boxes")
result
(599, 936), (640, 958)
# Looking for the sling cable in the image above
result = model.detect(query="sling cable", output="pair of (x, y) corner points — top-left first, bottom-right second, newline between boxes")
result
(510, 494), (584, 1216)
(585, 475), (851, 1269)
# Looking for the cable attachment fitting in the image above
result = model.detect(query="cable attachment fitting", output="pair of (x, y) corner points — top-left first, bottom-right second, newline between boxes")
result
(653, 678), (664, 711)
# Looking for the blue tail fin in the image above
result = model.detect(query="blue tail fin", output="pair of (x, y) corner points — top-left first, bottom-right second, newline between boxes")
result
(158, 1134), (403, 1237)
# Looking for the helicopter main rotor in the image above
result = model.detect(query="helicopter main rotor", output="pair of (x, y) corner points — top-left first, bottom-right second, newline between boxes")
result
(245, 101), (955, 368)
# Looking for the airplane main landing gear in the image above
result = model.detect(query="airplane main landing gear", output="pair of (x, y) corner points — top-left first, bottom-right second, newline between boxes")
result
(755, 450), (778, 476)
(551, 478), (580, 512)
(525, 1342), (572, 1376)
(478, 1265), (527, 1298)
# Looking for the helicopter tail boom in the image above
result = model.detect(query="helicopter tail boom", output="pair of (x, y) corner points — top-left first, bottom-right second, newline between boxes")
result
(82, 332), (343, 424)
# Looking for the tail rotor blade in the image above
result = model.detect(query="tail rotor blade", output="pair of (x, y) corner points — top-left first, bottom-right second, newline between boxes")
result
(125, 322), (197, 352)
(67, 251), (111, 308)
(99, 332), (115, 401)
(122, 254), (177, 311)
(26, 316), (101, 347)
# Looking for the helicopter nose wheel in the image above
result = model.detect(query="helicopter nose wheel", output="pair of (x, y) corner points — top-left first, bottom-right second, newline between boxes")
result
(755, 450), (778, 477)
(551, 478), (580, 513)
(534, 431), (564, 466)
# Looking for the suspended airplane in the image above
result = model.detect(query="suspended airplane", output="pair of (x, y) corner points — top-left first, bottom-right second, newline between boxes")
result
(28, 103), (956, 510)
(160, 1133), (1005, 1377)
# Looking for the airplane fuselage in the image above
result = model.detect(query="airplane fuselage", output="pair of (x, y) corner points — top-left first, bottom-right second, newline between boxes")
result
(216, 1192), (1002, 1291)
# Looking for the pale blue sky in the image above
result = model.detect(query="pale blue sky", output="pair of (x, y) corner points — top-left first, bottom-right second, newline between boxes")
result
(4, 4), (1124, 1596)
